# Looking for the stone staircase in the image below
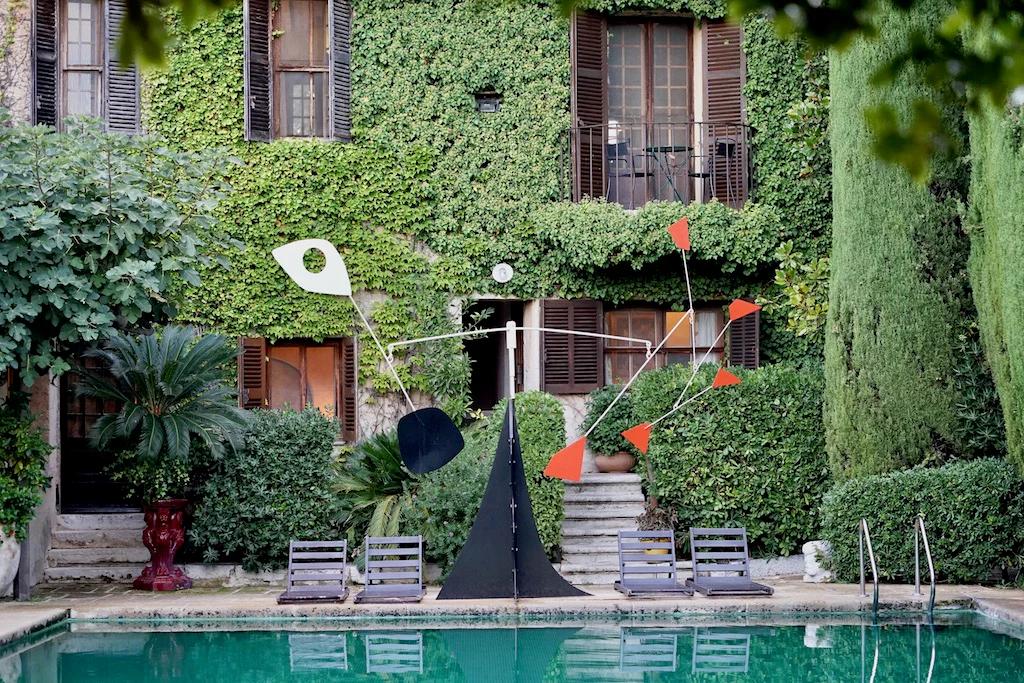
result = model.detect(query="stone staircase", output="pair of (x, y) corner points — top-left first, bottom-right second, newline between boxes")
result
(44, 513), (148, 582)
(560, 473), (645, 586)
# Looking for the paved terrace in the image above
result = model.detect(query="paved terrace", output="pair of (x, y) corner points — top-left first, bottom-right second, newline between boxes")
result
(3, 579), (1024, 645)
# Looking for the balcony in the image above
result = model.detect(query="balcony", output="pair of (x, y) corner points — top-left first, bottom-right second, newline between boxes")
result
(561, 121), (753, 209)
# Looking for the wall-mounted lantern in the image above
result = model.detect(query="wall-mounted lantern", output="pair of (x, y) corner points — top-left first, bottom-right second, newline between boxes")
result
(474, 90), (503, 113)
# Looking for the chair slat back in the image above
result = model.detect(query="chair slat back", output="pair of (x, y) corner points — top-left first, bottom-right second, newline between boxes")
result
(365, 632), (424, 674)
(617, 529), (679, 583)
(286, 540), (347, 594)
(688, 528), (752, 579)
(364, 535), (423, 589)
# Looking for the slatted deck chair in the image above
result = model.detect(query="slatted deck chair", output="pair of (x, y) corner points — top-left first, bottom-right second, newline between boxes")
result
(277, 540), (349, 604)
(619, 628), (678, 673)
(364, 632), (424, 674)
(288, 633), (348, 672)
(353, 535), (425, 604)
(614, 530), (693, 598)
(687, 527), (774, 597)
(691, 629), (751, 674)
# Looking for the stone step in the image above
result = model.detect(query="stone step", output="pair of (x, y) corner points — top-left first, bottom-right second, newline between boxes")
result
(43, 564), (144, 583)
(54, 513), (145, 531)
(561, 537), (620, 554)
(562, 520), (639, 536)
(559, 553), (621, 570)
(48, 547), (151, 566)
(50, 528), (145, 549)
(563, 490), (645, 504)
(573, 473), (642, 485)
(562, 504), (645, 520)
(560, 569), (620, 586)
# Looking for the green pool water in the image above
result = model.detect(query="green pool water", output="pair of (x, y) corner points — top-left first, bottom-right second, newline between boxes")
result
(3, 614), (1023, 681)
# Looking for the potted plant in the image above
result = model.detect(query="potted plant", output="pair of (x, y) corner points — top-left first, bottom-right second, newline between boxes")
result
(582, 385), (638, 473)
(0, 394), (51, 596)
(78, 326), (249, 591)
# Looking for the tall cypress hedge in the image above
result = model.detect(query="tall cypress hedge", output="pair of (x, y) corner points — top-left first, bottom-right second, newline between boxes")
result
(968, 104), (1024, 469)
(825, 0), (977, 478)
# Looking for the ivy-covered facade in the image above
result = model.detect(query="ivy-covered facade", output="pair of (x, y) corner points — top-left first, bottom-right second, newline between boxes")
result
(15, 0), (829, 527)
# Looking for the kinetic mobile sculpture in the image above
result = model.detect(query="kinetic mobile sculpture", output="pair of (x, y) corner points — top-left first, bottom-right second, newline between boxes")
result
(272, 216), (758, 600)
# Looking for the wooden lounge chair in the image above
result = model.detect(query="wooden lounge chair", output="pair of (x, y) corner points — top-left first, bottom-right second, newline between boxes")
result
(353, 535), (425, 604)
(277, 539), (349, 604)
(687, 527), (774, 597)
(614, 529), (693, 598)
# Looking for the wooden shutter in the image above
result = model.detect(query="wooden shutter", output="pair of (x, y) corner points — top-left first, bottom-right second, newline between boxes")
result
(570, 11), (606, 200)
(728, 308), (759, 370)
(541, 299), (604, 394)
(340, 337), (358, 441)
(703, 20), (747, 205)
(244, 0), (272, 141)
(329, 0), (352, 141)
(238, 337), (268, 408)
(104, 0), (140, 133)
(33, 0), (58, 126)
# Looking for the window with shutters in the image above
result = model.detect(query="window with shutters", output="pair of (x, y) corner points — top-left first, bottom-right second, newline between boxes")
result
(541, 299), (604, 395)
(32, 0), (140, 130)
(238, 337), (359, 440)
(569, 13), (749, 207)
(728, 307), (760, 369)
(245, 0), (351, 141)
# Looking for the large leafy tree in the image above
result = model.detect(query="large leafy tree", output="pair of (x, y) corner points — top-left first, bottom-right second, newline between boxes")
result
(0, 116), (236, 381)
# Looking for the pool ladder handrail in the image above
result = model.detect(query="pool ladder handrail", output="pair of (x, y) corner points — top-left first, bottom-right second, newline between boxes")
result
(913, 514), (936, 616)
(858, 518), (879, 616)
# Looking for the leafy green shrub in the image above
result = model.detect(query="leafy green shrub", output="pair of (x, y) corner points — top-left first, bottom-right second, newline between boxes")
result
(410, 391), (566, 569)
(189, 409), (342, 570)
(581, 384), (638, 458)
(408, 424), (492, 576)
(820, 459), (1024, 583)
(106, 450), (191, 505)
(0, 396), (51, 541)
(632, 363), (827, 557)
(335, 430), (415, 543)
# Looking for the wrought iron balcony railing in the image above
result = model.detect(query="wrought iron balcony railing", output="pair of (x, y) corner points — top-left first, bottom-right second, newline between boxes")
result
(560, 121), (753, 209)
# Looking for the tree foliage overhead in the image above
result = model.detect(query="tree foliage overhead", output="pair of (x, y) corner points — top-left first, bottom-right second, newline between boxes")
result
(0, 116), (236, 380)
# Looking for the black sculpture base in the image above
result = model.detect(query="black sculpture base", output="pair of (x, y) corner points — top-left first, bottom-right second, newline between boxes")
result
(438, 402), (589, 600)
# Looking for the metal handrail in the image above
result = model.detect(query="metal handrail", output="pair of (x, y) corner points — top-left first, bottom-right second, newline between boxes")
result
(913, 515), (936, 616)
(859, 518), (879, 617)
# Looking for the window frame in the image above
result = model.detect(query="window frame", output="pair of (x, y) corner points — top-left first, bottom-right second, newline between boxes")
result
(58, 0), (104, 123)
(606, 17), (694, 126)
(266, 337), (343, 416)
(271, 0), (330, 139)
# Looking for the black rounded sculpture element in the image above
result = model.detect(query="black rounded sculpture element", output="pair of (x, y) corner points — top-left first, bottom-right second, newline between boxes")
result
(397, 407), (465, 474)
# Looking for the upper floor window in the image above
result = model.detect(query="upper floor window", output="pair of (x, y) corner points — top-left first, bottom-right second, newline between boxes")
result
(32, 0), (141, 131)
(244, 0), (351, 142)
(569, 13), (749, 208)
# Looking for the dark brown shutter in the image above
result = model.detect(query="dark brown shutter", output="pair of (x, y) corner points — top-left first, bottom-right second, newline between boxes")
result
(244, 0), (272, 141)
(33, 0), (58, 126)
(104, 0), (140, 134)
(341, 337), (358, 441)
(329, 0), (352, 142)
(542, 299), (604, 394)
(238, 337), (268, 408)
(704, 20), (747, 205)
(728, 308), (759, 370)
(570, 11), (606, 200)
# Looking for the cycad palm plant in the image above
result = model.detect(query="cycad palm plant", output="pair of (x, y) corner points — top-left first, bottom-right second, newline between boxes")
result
(335, 430), (416, 540)
(78, 326), (250, 468)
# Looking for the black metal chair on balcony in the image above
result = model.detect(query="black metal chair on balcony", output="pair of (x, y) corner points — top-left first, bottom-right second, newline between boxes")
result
(606, 140), (651, 209)
(715, 137), (740, 206)
(688, 148), (714, 203)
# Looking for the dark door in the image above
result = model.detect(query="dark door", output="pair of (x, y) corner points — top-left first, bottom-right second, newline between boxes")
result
(60, 358), (135, 512)
(464, 301), (524, 411)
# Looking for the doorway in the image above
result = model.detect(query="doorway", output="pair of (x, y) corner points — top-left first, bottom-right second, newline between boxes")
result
(464, 300), (524, 411)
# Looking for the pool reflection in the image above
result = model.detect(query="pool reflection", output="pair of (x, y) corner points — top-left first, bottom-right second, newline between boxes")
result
(6, 619), (1024, 682)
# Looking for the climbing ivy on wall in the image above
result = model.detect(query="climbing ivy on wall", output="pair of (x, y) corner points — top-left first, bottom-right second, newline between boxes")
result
(143, 1), (831, 399)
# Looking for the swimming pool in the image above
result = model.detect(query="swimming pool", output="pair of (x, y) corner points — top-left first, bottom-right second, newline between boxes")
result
(2, 613), (1022, 681)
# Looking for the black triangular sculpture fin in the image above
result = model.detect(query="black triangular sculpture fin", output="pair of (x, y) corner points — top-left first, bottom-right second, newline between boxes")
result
(438, 403), (589, 599)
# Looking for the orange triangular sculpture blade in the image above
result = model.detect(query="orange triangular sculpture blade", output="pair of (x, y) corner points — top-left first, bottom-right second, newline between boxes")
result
(729, 299), (761, 321)
(667, 216), (691, 252)
(712, 367), (741, 388)
(544, 437), (586, 482)
(621, 423), (652, 454)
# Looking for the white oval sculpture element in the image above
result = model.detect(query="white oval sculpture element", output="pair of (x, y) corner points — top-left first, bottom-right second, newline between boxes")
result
(272, 239), (351, 296)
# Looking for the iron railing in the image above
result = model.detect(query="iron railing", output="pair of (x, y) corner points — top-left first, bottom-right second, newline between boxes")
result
(561, 120), (753, 208)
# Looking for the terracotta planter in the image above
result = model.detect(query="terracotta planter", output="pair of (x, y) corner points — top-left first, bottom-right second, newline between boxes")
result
(134, 499), (192, 591)
(594, 451), (636, 473)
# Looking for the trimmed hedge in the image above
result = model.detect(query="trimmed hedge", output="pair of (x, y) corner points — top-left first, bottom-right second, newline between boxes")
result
(410, 390), (566, 574)
(820, 459), (1024, 583)
(624, 363), (828, 557)
(189, 409), (342, 570)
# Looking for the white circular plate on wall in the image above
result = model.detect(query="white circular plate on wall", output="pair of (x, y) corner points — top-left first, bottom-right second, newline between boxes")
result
(491, 262), (514, 284)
